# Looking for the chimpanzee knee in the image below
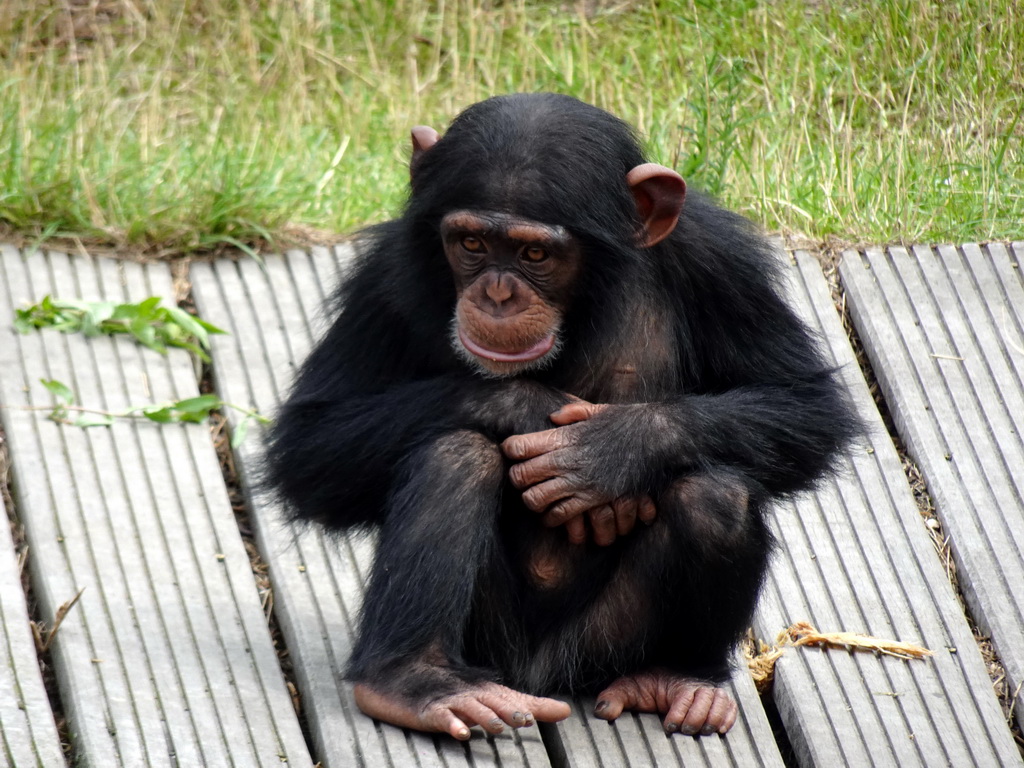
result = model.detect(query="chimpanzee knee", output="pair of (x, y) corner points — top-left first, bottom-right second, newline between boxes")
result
(349, 430), (505, 679)
(658, 471), (755, 555)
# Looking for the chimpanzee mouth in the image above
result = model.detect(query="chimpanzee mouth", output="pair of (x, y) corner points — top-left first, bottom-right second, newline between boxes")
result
(457, 329), (556, 363)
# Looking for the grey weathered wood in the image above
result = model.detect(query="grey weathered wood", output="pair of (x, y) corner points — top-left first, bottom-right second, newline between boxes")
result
(0, 246), (311, 767)
(0, 498), (66, 768)
(192, 248), (550, 768)
(841, 242), (1024, 738)
(191, 247), (785, 767)
(758, 250), (1021, 766)
(553, 659), (783, 768)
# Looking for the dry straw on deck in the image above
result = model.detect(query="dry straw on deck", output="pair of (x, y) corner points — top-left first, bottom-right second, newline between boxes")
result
(746, 621), (933, 693)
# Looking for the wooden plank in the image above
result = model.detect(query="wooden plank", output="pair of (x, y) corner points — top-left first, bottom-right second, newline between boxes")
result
(0, 246), (311, 767)
(191, 247), (784, 767)
(554, 659), (783, 768)
(757, 250), (1021, 765)
(192, 248), (549, 768)
(841, 243), (1024, 739)
(0, 497), (66, 768)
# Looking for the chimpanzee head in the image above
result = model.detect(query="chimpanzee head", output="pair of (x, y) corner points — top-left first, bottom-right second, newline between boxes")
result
(406, 94), (685, 376)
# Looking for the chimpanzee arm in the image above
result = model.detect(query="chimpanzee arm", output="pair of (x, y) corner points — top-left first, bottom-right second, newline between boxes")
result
(504, 236), (864, 525)
(267, 374), (569, 530)
(504, 370), (859, 526)
(505, 370), (857, 520)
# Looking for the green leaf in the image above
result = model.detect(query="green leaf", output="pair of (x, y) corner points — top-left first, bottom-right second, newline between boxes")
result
(165, 306), (210, 347)
(135, 297), (162, 322)
(174, 394), (221, 414)
(17, 294), (227, 362)
(81, 302), (117, 337)
(51, 298), (90, 313)
(13, 310), (34, 334)
(141, 405), (175, 423)
(110, 302), (139, 321)
(231, 415), (251, 448)
(192, 316), (227, 336)
(129, 316), (161, 351)
(73, 413), (115, 428)
(40, 378), (75, 405)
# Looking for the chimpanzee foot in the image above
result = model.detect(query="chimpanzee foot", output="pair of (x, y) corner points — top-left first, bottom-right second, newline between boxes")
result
(354, 680), (571, 741)
(594, 669), (738, 735)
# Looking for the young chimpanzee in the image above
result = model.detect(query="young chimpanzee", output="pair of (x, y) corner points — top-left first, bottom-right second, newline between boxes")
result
(266, 93), (861, 740)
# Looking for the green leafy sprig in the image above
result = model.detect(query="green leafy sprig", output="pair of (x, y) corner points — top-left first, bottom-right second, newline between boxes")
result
(39, 379), (268, 449)
(15, 296), (225, 362)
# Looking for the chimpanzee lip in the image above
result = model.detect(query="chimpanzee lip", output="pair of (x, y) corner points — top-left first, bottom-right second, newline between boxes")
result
(458, 329), (556, 363)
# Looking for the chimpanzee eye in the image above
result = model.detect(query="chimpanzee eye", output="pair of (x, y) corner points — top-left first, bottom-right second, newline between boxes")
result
(461, 236), (485, 253)
(523, 246), (548, 263)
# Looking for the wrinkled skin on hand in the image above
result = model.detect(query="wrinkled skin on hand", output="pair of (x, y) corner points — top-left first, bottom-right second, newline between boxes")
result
(504, 400), (659, 544)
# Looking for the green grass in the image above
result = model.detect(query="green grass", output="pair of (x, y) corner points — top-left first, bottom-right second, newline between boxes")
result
(0, 0), (1021, 254)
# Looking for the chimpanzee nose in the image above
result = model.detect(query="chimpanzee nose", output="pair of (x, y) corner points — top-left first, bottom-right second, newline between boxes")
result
(484, 275), (514, 306)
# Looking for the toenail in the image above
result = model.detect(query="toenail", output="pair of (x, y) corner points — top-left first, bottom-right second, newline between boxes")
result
(680, 724), (698, 736)
(700, 725), (716, 736)
(513, 711), (524, 724)
(595, 701), (609, 714)
(664, 722), (679, 733)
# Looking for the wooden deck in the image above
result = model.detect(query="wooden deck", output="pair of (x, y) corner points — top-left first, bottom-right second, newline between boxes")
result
(0, 241), (1021, 767)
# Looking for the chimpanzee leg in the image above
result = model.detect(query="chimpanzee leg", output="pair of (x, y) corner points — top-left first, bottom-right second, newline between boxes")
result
(542, 468), (770, 734)
(348, 429), (569, 739)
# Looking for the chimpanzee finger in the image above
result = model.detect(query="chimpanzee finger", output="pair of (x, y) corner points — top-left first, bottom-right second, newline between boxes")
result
(549, 401), (607, 426)
(508, 452), (564, 489)
(612, 497), (638, 537)
(522, 477), (574, 512)
(447, 699), (506, 735)
(502, 428), (565, 461)
(672, 686), (713, 736)
(638, 495), (657, 524)
(417, 703), (473, 740)
(565, 516), (587, 545)
(703, 689), (738, 734)
(542, 495), (592, 527)
(588, 506), (617, 546)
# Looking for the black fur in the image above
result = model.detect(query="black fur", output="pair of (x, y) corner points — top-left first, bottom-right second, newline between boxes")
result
(266, 93), (863, 697)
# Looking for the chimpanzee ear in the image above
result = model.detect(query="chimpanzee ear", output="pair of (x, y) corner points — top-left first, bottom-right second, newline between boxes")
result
(626, 163), (686, 248)
(410, 126), (441, 178)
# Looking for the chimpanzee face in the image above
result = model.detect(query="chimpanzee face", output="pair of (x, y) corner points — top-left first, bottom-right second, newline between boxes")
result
(441, 210), (582, 377)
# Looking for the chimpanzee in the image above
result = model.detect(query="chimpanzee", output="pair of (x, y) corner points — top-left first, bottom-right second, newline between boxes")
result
(266, 93), (861, 741)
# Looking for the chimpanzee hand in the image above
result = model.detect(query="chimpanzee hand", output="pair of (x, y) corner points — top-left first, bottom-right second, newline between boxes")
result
(502, 400), (658, 542)
(561, 495), (657, 546)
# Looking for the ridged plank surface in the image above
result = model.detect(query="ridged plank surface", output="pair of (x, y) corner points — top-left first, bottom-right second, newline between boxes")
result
(0, 246), (310, 767)
(751, 251), (1020, 766)
(192, 249), (552, 768)
(553, 659), (782, 768)
(190, 248), (783, 768)
(0, 497), (65, 768)
(841, 243), (1024, 734)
